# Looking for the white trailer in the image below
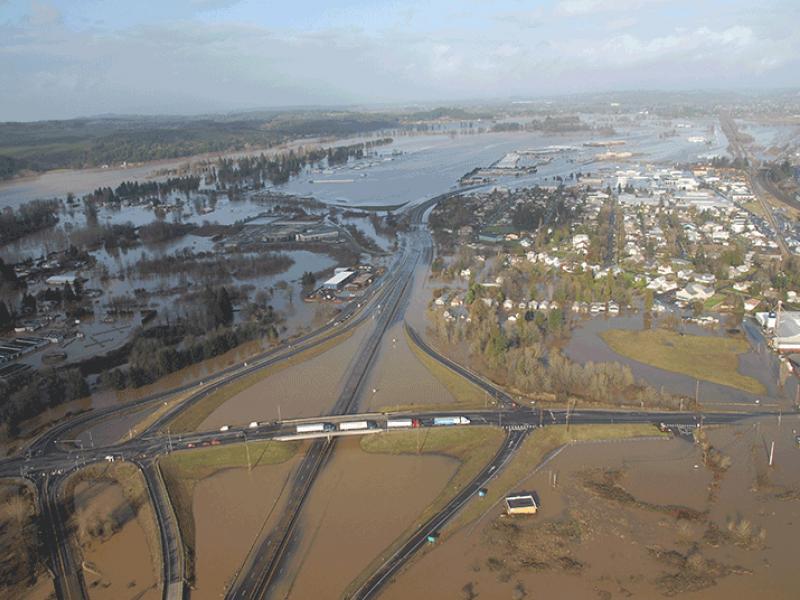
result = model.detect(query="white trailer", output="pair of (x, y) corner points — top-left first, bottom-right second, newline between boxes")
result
(387, 418), (414, 428)
(433, 416), (471, 426)
(296, 423), (335, 434)
(339, 420), (369, 431)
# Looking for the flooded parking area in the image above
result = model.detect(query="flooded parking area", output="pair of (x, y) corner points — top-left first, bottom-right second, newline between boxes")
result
(269, 437), (459, 599)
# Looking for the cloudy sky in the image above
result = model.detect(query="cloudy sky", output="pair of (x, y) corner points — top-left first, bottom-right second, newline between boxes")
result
(0, 0), (798, 121)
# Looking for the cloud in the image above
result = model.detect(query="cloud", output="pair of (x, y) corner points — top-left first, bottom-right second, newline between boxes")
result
(554, 0), (666, 17)
(0, 7), (798, 120)
(28, 0), (61, 26)
(189, 0), (242, 10)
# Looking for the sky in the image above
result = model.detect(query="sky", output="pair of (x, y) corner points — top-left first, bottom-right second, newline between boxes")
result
(0, 0), (798, 121)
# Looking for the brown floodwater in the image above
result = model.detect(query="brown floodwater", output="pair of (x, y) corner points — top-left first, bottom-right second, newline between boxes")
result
(199, 321), (375, 430)
(566, 314), (796, 410)
(73, 480), (160, 600)
(381, 419), (800, 599)
(360, 320), (457, 412)
(191, 454), (305, 599)
(268, 437), (458, 599)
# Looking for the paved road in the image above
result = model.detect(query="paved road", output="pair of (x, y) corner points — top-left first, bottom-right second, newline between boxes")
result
(39, 473), (88, 600)
(226, 201), (432, 599)
(5, 185), (785, 600)
(139, 460), (185, 600)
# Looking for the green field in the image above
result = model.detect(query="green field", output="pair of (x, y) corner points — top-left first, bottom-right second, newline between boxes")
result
(600, 328), (765, 395)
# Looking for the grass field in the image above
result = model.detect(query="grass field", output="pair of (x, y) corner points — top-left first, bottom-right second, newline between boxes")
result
(600, 328), (766, 395)
(451, 424), (665, 529)
(158, 440), (301, 582)
(165, 328), (355, 433)
(405, 329), (488, 407)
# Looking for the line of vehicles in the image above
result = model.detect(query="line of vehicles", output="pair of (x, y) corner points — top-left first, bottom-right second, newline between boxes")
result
(295, 415), (471, 434)
(215, 415), (473, 436)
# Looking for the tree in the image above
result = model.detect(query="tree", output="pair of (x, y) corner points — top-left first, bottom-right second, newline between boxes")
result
(643, 289), (654, 313)
(301, 271), (317, 288)
(0, 300), (12, 329)
(217, 287), (234, 325)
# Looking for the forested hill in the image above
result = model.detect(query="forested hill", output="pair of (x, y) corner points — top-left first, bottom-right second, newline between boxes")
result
(0, 111), (400, 180)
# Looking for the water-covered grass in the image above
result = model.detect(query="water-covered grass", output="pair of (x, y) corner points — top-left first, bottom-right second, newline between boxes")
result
(599, 328), (765, 395)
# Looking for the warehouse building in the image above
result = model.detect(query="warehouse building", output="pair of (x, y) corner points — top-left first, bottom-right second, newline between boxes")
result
(322, 270), (356, 290)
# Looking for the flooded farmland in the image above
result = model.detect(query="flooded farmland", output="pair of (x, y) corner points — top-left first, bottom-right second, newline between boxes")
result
(565, 313), (797, 410)
(360, 320), (458, 412)
(381, 418), (800, 600)
(199, 320), (375, 430)
(191, 454), (305, 599)
(268, 437), (459, 599)
(71, 478), (160, 600)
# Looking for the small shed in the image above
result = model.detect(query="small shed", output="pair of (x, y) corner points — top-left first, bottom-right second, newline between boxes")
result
(505, 493), (538, 515)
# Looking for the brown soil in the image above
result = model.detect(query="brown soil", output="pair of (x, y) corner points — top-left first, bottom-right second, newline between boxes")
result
(0, 480), (52, 599)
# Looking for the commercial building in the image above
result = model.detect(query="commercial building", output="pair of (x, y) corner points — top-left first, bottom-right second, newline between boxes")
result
(322, 270), (356, 290)
(505, 493), (538, 515)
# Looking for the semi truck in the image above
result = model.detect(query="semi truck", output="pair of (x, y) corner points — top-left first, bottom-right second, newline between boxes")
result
(432, 416), (470, 426)
(338, 420), (379, 431)
(296, 422), (336, 434)
(386, 418), (421, 428)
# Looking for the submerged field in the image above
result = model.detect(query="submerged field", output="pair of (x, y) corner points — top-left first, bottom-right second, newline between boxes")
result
(382, 420), (800, 599)
(159, 440), (302, 590)
(600, 328), (766, 395)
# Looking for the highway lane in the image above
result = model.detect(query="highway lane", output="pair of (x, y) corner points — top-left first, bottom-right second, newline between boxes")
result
(40, 473), (88, 600)
(139, 460), (185, 600)
(226, 225), (426, 599)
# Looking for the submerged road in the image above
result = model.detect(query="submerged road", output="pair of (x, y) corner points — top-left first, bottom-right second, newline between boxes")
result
(227, 211), (430, 599)
(4, 187), (787, 600)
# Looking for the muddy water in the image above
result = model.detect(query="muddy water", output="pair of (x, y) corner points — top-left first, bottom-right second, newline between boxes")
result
(191, 455), (304, 599)
(381, 423), (800, 600)
(361, 320), (457, 411)
(565, 314), (795, 408)
(271, 437), (458, 599)
(73, 480), (159, 600)
(199, 320), (375, 429)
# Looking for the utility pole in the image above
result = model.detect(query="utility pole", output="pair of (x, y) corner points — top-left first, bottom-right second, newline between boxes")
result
(695, 380), (700, 406)
(243, 432), (252, 471)
(769, 440), (775, 467)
